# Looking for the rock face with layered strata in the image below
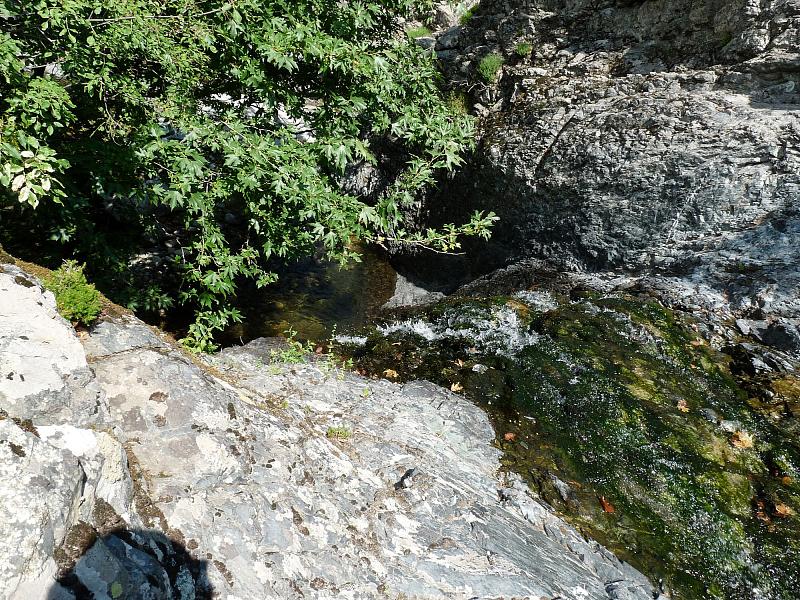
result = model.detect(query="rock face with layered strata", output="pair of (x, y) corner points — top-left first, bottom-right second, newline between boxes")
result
(403, 0), (800, 327)
(0, 262), (656, 599)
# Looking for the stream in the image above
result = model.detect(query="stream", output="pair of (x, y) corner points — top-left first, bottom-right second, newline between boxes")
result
(223, 256), (800, 599)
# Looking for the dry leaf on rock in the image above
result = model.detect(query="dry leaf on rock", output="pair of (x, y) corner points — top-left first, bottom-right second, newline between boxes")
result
(731, 431), (754, 449)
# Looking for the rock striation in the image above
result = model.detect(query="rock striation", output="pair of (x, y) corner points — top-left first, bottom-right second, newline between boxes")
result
(402, 0), (800, 332)
(0, 261), (656, 599)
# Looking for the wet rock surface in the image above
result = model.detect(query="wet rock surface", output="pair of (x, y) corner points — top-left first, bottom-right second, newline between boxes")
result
(0, 264), (656, 599)
(342, 290), (800, 599)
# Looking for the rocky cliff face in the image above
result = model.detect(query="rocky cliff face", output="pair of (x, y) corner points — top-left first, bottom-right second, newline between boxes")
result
(0, 261), (656, 599)
(405, 0), (799, 328)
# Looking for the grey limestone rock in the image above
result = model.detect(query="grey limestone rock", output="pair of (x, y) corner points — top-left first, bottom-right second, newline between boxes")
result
(0, 264), (107, 426)
(0, 264), (657, 599)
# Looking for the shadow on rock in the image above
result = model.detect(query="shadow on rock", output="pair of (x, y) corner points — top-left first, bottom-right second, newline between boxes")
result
(47, 527), (213, 600)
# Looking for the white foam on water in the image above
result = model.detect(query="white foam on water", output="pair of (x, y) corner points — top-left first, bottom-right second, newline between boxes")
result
(376, 304), (539, 357)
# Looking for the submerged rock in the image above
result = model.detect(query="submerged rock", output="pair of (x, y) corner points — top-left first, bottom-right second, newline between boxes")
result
(0, 264), (656, 599)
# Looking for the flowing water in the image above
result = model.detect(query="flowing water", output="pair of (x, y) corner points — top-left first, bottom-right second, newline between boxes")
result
(334, 291), (800, 600)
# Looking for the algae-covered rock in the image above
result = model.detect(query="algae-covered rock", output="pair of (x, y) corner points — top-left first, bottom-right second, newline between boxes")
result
(345, 292), (800, 599)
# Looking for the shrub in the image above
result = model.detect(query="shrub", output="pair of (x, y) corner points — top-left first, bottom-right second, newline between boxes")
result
(514, 42), (533, 57)
(445, 91), (470, 116)
(44, 260), (102, 326)
(1, 0), (497, 352)
(478, 53), (505, 82)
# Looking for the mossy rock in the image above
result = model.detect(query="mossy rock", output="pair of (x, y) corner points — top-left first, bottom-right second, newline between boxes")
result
(344, 293), (800, 599)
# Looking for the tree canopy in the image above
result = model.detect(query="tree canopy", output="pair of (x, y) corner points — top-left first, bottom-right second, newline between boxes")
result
(0, 0), (495, 349)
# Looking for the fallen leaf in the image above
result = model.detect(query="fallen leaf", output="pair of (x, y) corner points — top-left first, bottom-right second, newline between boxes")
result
(383, 369), (399, 379)
(774, 503), (795, 518)
(731, 430), (754, 449)
(599, 496), (615, 513)
(690, 338), (705, 347)
(450, 382), (464, 393)
(677, 399), (689, 413)
(755, 500), (770, 522)
(453, 359), (465, 368)
(503, 432), (517, 442)
(781, 476), (793, 485)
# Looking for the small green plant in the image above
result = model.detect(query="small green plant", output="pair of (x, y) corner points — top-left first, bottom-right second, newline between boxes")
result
(459, 6), (477, 25)
(406, 25), (432, 39)
(270, 327), (314, 364)
(316, 326), (355, 380)
(514, 42), (533, 57)
(326, 426), (352, 440)
(477, 53), (505, 82)
(445, 91), (470, 116)
(44, 260), (102, 326)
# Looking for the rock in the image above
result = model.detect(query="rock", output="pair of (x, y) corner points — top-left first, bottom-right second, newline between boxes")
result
(434, 3), (458, 28)
(414, 35), (436, 49)
(435, 25), (462, 50)
(383, 273), (446, 309)
(0, 264), (107, 426)
(0, 264), (657, 599)
(760, 319), (800, 353)
(398, 0), (800, 328)
(0, 418), (85, 599)
(393, 467), (418, 490)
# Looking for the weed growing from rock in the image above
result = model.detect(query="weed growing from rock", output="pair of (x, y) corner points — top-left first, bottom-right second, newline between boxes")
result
(44, 260), (102, 326)
(478, 53), (505, 82)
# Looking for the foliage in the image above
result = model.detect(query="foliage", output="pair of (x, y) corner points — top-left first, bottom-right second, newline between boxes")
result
(445, 91), (470, 115)
(477, 53), (505, 82)
(43, 259), (102, 325)
(514, 42), (532, 57)
(406, 25), (432, 39)
(270, 327), (314, 363)
(459, 6), (477, 25)
(0, 0), (495, 350)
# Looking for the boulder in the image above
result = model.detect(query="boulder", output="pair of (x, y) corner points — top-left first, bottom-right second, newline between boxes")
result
(0, 262), (657, 599)
(399, 0), (800, 324)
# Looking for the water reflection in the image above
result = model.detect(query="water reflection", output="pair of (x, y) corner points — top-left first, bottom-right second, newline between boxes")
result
(220, 246), (397, 345)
